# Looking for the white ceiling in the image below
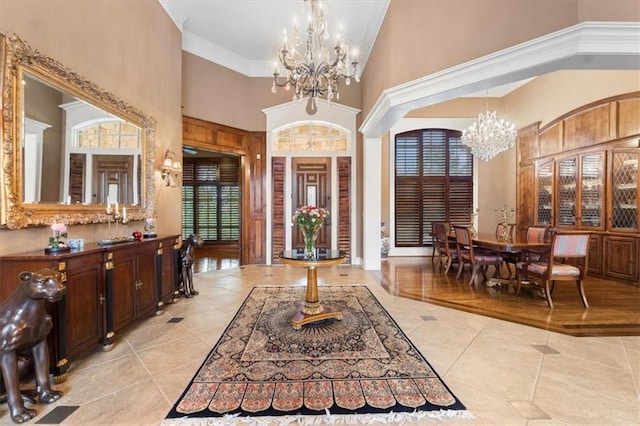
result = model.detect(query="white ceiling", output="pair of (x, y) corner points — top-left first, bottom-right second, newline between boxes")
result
(160, 0), (390, 78)
(159, 0), (530, 97)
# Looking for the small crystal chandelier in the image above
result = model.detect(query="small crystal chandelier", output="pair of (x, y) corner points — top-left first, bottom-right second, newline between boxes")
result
(271, 0), (359, 115)
(461, 96), (517, 161)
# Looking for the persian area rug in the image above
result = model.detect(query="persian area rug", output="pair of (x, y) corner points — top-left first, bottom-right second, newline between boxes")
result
(166, 285), (469, 424)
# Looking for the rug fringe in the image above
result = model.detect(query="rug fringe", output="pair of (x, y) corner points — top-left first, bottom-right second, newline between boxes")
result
(162, 409), (474, 425)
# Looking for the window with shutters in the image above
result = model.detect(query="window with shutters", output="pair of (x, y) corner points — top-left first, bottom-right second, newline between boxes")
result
(182, 157), (240, 243)
(395, 129), (473, 247)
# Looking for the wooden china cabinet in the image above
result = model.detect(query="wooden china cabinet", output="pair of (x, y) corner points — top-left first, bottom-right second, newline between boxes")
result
(520, 92), (640, 286)
(0, 235), (179, 381)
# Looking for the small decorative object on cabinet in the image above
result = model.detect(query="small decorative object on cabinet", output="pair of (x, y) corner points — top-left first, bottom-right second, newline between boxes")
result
(45, 223), (70, 254)
(144, 217), (157, 238)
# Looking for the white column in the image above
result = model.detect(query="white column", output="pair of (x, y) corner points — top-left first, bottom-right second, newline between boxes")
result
(362, 137), (381, 270)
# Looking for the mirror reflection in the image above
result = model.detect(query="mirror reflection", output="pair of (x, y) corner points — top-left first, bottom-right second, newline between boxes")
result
(1, 32), (156, 229)
(22, 72), (142, 206)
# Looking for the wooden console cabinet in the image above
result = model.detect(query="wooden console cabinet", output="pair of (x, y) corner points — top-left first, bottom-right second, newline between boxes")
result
(0, 235), (179, 380)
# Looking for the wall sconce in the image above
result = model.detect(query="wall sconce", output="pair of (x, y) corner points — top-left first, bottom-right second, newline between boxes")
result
(160, 150), (182, 187)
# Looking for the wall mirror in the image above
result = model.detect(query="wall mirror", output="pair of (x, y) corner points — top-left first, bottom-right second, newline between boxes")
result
(0, 32), (156, 229)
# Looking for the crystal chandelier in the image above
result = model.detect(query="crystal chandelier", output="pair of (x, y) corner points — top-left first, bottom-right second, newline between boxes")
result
(462, 105), (517, 161)
(271, 0), (359, 115)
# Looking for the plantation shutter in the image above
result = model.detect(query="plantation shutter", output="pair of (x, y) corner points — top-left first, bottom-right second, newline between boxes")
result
(395, 129), (473, 247)
(182, 161), (196, 235)
(182, 157), (240, 242)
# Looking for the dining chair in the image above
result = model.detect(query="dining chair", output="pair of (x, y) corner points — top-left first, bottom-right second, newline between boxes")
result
(515, 232), (591, 308)
(525, 224), (552, 262)
(431, 222), (442, 267)
(453, 225), (503, 286)
(495, 223), (515, 242)
(433, 222), (457, 273)
(495, 223), (516, 277)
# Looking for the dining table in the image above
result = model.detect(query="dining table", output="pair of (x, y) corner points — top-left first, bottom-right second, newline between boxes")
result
(470, 232), (550, 287)
(471, 232), (549, 253)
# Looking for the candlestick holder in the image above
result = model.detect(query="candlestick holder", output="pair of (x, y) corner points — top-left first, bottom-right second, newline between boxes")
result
(106, 211), (114, 240)
(121, 217), (129, 238)
(495, 204), (515, 223)
(113, 213), (121, 238)
(495, 204), (515, 241)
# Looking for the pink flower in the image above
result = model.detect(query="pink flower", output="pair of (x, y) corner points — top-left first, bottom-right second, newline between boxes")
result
(51, 223), (67, 235)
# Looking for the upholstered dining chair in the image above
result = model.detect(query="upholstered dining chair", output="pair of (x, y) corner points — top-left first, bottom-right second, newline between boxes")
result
(453, 225), (503, 286)
(433, 222), (457, 273)
(495, 223), (516, 277)
(525, 224), (552, 262)
(431, 222), (442, 267)
(515, 232), (591, 308)
(495, 223), (515, 242)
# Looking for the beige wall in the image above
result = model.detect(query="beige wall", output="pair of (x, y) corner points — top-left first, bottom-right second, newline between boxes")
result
(182, 52), (362, 132)
(0, 0), (183, 255)
(362, 0), (640, 120)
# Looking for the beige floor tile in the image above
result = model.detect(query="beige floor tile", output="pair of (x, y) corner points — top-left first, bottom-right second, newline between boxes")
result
(58, 354), (152, 405)
(540, 354), (638, 403)
(447, 349), (540, 401)
(535, 374), (640, 425)
(137, 334), (212, 377)
(63, 380), (169, 425)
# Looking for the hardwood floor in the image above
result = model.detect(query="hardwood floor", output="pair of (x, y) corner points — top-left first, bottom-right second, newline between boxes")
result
(193, 247), (640, 337)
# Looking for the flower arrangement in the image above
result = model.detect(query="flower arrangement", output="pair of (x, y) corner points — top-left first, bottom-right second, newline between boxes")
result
(293, 205), (329, 257)
(48, 223), (68, 251)
(293, 205), (329, 230)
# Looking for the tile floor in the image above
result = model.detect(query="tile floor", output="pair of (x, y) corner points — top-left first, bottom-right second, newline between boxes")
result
(2, 264), (639, 425)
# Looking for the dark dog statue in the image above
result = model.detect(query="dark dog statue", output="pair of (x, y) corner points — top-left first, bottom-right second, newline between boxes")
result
(0, 270), (66, 423)
(178, 234), (204, 298)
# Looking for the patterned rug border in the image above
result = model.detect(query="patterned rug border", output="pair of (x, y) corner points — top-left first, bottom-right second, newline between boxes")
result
(166, 285), (471, 422)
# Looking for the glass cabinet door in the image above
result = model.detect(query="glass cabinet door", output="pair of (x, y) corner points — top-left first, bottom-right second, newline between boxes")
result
(557, 157), (577, 227)
(536, 162), (554, 225)
(610, 150), (639, 231)
(579, 152), (605, 229)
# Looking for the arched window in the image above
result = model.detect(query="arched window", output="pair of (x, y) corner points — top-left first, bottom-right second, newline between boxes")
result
(273, 122), (348, 152)
(395, 129), (473, 247)
(75, 120), (141, 149)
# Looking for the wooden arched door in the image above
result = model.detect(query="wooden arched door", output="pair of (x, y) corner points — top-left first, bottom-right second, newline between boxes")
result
(292, 157), (331, 250)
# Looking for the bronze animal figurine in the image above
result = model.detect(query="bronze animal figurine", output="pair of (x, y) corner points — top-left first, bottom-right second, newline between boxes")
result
(0, 270), (66, 423)
(178, 234), (204, 298)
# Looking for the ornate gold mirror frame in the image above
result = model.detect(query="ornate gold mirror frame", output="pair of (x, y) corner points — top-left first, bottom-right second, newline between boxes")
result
(0, 32), (156, 229)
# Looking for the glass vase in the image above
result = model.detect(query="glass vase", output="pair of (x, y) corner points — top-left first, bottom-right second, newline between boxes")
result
(303, 227), (319, 259)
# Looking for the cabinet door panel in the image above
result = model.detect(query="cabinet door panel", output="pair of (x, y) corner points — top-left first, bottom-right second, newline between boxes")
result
(536, 162), (554, 225)
(604, 236), (639, 281)
(587, 234), (603, 276)
(160, 245), (177, 303)
(609, 150), (639, 231)
(556, 157), (577, 227)
(111, 257), (136, 332)
(65, 267), (103, 358)
(579, 153), (605, 229)
(136, 250), (158, 317)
